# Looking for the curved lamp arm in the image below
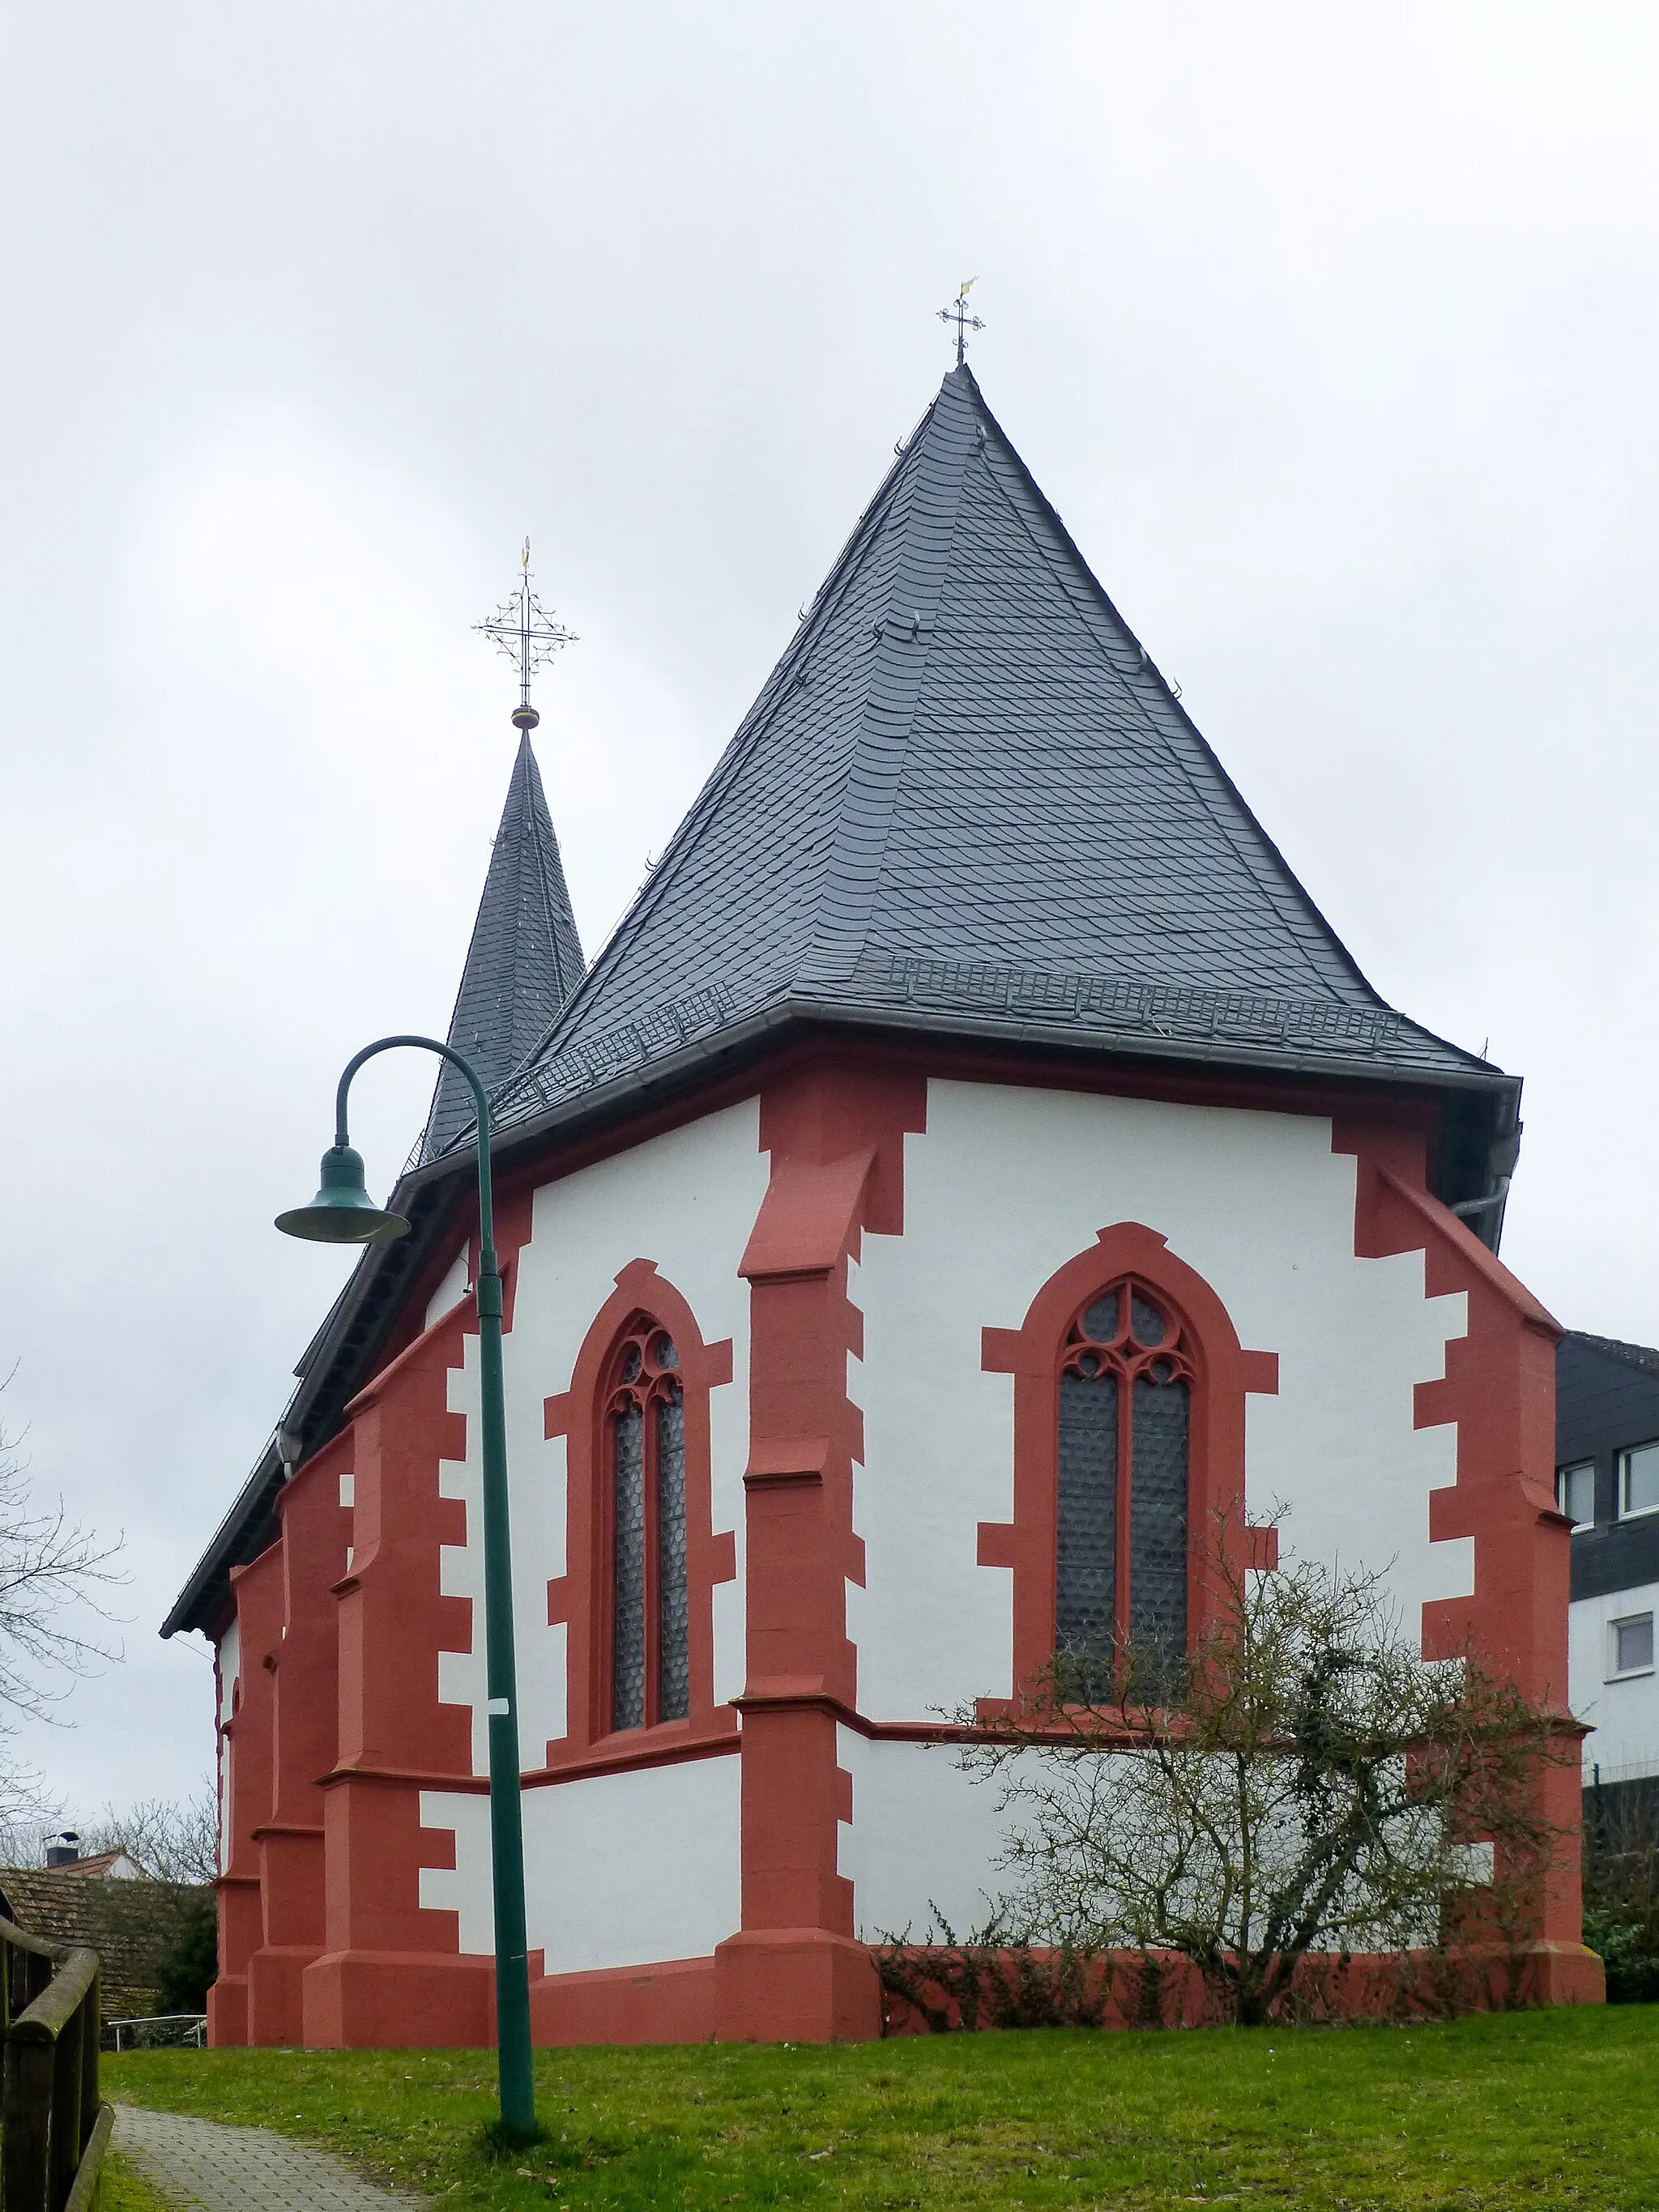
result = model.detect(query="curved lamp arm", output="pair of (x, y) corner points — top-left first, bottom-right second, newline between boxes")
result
(334, 1034), (497, 1272)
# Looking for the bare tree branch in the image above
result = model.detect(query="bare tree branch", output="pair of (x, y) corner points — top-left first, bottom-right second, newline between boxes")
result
(955, 1507), (1572, 2026)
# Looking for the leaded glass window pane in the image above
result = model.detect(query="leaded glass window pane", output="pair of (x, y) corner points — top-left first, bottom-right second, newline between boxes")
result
(1129, 1293), (1166, 1348)
(1082, 1290), (1121, 1341)
(657, 1386), (689, 1722)
(611, 1404), (646, 1730)
(1057, 1370), (1117, 1692)
(1129, 1372), (1188, 1671)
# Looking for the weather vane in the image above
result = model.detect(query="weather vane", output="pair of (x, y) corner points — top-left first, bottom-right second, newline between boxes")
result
(473, 538), (578, 731)
(937, 277), (984, 367)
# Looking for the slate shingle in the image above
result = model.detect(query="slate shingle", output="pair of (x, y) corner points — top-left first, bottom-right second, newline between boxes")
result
(420, 731), (585, 1160)
(438, 364), (1488, 1152)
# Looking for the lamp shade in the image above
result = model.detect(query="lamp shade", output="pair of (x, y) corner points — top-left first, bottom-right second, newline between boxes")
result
(275, 1144), (411, 1245)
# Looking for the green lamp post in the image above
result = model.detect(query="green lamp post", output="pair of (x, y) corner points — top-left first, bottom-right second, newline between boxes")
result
(276, 1034), (537, 2142)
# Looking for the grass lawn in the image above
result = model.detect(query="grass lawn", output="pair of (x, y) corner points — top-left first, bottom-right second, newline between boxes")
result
(99, 2150), (174, 2210)
(104, 2009), (1657, 2211)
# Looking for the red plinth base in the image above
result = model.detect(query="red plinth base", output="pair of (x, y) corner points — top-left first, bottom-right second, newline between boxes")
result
(531, 1956), (718, 2046)
(1516, 1941), (1607, 2008)
(205, 1975), (248, 2048)
(246, 1945), (320, 2047)
(301, 1949), (495, 2048)
(713, 1929), (881, 2043)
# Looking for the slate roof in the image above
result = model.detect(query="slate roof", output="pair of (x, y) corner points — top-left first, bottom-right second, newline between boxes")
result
(163, 362), (1522, 1643)
(429, 363), (1495, 1158)
(419, 729), (584, 1161)
(1565, 1331), (1659, 1383)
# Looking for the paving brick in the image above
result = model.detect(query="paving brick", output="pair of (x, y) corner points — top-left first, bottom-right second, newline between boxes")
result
(114, 2103), (427, 2210)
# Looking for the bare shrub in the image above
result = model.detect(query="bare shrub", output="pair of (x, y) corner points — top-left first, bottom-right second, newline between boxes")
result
(954, 1511), (1571, 2027)
(874, 1910), (1114, 2032)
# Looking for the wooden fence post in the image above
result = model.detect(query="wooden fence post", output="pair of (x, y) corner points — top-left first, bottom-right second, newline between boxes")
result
(45, 2006), (81, 2212)
(2, 2035), (54, 2212)
(0, 1930), (108, 2212)
(76, 1968), (98, 2158)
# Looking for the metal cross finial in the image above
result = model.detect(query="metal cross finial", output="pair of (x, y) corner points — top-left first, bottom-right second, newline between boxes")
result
(937, 277), (985, 367)
(473, 537), (578, 732)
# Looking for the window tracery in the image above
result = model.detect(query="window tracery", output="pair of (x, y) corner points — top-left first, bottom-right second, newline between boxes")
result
(604, 1320), (689, 1731)
(1056, 1276), (1192, 1686)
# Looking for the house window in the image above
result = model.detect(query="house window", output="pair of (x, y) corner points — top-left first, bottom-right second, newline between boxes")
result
(1056, 1279), (1191, 1686)
(1557, 1461), (1596, 1532)
(1610, 1613), (1655, 1680)
(605, 1320), (689, 1731)
(1621, 1442), (1659, 1521)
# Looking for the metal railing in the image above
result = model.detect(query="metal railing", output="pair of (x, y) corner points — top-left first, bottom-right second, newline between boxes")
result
(104, 2014), (206, 2052)
(0, 1917), (109, 2212)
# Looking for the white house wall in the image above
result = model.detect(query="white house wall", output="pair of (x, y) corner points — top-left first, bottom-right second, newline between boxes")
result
(848, 1078), (1472, 1728)
(216, 1617), (239, 1867)
(1570, 1579), (1659, 1784)
(424, 1097), (766, 1961)
(839, 1079), (1475, 1929)
(419, 1758), (741, 1970)
(418, 1075), (1489, 1976)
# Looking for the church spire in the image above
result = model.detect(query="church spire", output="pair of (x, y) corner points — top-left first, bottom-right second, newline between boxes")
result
(420, 546), (586, 1161)
(420, 731), (586, 1161)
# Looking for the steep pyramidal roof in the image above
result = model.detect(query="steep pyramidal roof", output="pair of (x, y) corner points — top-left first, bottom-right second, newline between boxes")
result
(456, 364), (1491, 1153)
(161, 362), (1522, 1643)
(420, 730), (585, 1160)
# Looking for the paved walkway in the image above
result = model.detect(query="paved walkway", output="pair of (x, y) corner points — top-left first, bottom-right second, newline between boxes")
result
(113, 2104), (427, 2210)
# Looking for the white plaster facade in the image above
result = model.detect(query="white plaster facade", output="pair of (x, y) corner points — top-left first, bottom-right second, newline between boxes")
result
(422, 1097), (766, 1963)
(412, 1075), (1490, 1973)
(419, 1755), (742, 1971)
(1571, 1577), (1659, 1785)
(215, 1616), (240, 1867)
(842, 1078), (1475, 1940)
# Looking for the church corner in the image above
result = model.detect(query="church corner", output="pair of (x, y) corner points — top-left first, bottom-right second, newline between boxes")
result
(175, 360), (1602, 2050)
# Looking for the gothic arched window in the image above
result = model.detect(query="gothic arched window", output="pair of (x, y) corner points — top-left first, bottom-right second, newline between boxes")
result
(1056, 1279), (1191, 1684)
(604, 1318), (689, 1732)
(979, 1222), (1278, 1719)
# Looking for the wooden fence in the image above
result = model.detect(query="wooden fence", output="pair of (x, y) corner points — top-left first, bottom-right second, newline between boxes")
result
(0, 1918), (110, 2212)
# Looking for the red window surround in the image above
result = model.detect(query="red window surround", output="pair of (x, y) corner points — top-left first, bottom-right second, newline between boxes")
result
(603, 1319), (689, 1733)
(543, 1259), (737, 1772)
(1056, 1275), (1193, 1672)
(979, 1222), (1279, 1712)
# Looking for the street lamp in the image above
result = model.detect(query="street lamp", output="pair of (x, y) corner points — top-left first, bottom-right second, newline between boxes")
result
(276, 1034), (537, 2142)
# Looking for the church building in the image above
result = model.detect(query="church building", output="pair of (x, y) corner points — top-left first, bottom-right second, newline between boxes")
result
(165, 362), (1599, 2046)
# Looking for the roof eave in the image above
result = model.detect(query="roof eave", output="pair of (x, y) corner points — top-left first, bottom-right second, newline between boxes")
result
(467, 994), (1517, 1168)
(168, 995), (1516, 1638)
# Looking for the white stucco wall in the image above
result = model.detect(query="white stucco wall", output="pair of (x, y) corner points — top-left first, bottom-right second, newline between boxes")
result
(421, 1097), (766, 1965)
(424, 1248), (470, 1332)
(420, 1755), (741, 1968)
(841, 1076), (1475, 1933)
(1571, 1579), (1659, 1783)
(215, 1617), (239, 1865)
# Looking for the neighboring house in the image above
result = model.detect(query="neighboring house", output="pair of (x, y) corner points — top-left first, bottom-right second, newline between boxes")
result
(165, 360), (1596, 2050)
(1558, 1331), (1659, 1805)
(0, 1848), (208, 2019)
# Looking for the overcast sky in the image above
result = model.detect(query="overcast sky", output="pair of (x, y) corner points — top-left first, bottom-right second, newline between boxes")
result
(2, 1), (1657, 1825)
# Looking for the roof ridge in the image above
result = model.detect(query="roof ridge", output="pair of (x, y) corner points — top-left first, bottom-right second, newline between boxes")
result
(963, 377), (1384, 1011)
(460, 384), (957, 1150)
(1567, 1328), (1659, 1373)
(796, 370), (980, 987)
